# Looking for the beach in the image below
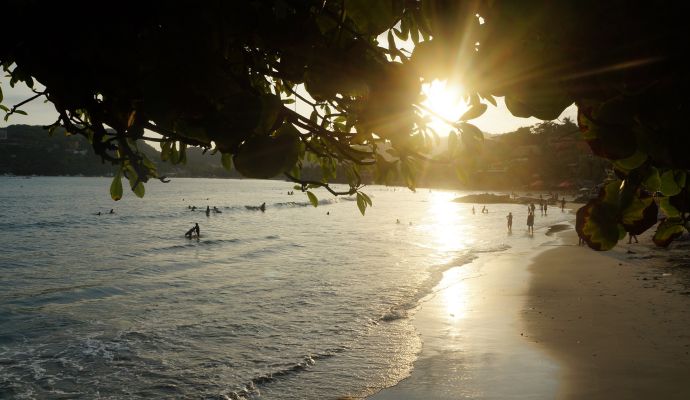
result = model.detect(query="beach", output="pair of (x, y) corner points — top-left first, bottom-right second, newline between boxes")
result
(370, 205), (690, 399)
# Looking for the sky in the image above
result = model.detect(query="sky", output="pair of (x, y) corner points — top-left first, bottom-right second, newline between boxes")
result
(0, 76), (577, 136)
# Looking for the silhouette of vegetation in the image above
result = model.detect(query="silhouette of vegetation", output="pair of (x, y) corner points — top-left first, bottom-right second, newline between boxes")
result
(1, 1), (688, 248)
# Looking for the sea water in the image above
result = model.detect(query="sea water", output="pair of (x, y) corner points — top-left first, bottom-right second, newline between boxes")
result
(0, 177), (570, 399)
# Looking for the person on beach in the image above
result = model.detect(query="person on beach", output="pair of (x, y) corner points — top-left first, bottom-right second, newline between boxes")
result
(527, 211), (534, 234)
(561, 198), (566, 211)
(539, 202), (544, 216)
(628, 233), (638, 244)
(472, 206), (475, 215)
(206, 205), (210, 216)
(544, 202), (548, 216)
(109, 209), (114, 214)
(507, 212), (513, 231)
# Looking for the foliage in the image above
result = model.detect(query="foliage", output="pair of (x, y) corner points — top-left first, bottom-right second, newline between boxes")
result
(1, 1), (690, 248)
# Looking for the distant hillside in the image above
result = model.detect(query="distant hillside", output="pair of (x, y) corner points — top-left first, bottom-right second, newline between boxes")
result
(0, 125), (240, 178)
(1, 122), (609, 191)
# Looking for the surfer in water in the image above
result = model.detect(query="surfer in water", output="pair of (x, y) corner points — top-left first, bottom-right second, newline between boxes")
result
(259, 202), (266, 212)
(185, 223), (200, 238)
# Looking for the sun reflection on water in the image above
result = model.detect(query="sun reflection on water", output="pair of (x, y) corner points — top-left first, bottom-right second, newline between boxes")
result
(425, 191), (472, 255)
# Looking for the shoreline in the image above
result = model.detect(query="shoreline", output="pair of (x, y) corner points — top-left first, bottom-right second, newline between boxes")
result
(368, 204), (690, 399)
(368, 219), (566, 399)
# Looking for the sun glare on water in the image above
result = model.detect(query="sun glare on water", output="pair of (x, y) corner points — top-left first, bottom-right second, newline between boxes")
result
(421, 80), (469, 136)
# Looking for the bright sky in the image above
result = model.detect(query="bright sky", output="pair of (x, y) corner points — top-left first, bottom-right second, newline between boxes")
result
(0, 77), (576, 136)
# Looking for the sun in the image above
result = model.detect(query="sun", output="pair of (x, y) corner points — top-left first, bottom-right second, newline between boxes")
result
(421, 79), (469, 136)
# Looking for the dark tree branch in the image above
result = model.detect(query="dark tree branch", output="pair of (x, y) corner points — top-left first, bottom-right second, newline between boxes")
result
(284, 172), (361, 196)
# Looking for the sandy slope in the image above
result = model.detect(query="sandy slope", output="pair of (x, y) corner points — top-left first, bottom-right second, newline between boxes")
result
(525, 228), (690, 399)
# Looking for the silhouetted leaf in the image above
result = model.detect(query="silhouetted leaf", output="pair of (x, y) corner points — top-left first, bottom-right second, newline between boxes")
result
(613, 150), (647, 172)
(221, 153), (233, 171)
(459, 103), (487, 121)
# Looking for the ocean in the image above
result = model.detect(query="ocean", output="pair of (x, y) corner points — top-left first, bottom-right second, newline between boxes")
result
(0, 177), (571, 399)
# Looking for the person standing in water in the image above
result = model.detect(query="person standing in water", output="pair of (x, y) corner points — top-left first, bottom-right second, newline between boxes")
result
(506, 212), (513, 232)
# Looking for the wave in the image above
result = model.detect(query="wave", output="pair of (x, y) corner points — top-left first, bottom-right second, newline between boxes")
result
(226, 349), (345, 399)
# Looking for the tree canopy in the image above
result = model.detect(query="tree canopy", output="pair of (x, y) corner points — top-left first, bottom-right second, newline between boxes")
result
(1, 0), (689, 249)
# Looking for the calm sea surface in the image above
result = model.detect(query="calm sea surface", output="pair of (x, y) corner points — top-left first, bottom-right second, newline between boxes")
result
(0, 177), (570, 399)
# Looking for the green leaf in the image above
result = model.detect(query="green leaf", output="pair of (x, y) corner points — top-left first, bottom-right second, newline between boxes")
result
(643, 167), (661, 192)
(653, 219), (685, 247)
(459, 103), (487, 121)
(110, 173), (123, 201)
(360, 191), (373, 206)
(621, 196), (658, 235)
(356, 192), (366, 215)
(0, 85), (3, 103)
(576, 201), (624, 251)
(293, 185), (302, 190)
(0, 104), (8, 112)
(660, 170), (682, 197)
(14, 109), (27, 116)
(221, 153), (233, 171)
(306, 190), (318, 207)
(132, 182), (145, 198)
(659, 198), (680, 218)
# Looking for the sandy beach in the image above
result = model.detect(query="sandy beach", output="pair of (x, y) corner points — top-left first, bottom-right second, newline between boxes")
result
(370, 205), (690, 399)
(526, 227), (690, 399)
